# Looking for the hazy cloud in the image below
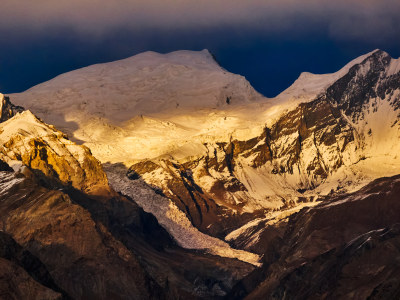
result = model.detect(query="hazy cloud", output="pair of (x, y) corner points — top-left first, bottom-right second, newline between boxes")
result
(1, 0), (399, 41)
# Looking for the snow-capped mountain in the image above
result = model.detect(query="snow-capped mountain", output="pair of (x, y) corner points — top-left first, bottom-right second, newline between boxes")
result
(14, 49), (261, 118)
(5, 49), (400, 298)
(11, 49), (377, 165)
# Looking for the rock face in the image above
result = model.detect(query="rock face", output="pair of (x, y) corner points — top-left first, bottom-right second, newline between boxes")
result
(254, 50), (400, 190)
(0, 164), (164, 299)
(229, 174), (400, 299)
(0, 110), (110, 196)
(267, 225), (400, 300)
(0, 165), (255, 299)
(127, 158), (263, 238)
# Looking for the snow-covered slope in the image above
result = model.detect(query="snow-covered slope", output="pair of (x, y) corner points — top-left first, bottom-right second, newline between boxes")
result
(11, 50), (264, 162)
(14, 49), (261, 120)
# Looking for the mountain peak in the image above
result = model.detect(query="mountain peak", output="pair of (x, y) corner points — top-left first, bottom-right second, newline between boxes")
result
(357, 49), (391, 67)
(275, 49), (396, 104)
(120, 49), (221, 70)
(0, 93), (24, 122)
(371, 48), (390, 58)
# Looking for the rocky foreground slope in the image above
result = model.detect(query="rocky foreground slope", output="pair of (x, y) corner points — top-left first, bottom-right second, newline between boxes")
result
(0, 231), (63, 299)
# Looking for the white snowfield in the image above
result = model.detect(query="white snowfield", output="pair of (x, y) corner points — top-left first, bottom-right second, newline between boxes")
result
(9, 49), (400, 263)
(11, 49), (266, 162)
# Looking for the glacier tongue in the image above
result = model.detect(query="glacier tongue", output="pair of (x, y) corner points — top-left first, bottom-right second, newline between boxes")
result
(105, 164), (261, 266)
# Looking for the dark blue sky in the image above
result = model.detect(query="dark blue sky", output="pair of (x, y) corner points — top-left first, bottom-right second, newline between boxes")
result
(1, 1), (399, 97)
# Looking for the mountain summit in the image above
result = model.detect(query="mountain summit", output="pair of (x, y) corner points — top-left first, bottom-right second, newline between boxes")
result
(13, 49), (261, 122)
